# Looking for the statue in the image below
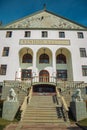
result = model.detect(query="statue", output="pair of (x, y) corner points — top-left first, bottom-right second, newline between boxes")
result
(7, 88), (17, 102)
(72, 89), (83, 102)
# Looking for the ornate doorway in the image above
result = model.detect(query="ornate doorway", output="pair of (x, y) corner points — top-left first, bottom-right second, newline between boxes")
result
(39, 70), (49, 82)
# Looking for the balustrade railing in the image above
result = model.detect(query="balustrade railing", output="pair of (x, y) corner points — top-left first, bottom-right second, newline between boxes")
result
(32, 76), (56, 85)
(56, 80), (85, 89)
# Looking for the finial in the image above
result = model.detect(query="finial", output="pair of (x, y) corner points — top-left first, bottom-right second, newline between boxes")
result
(43, 3), (46, 10)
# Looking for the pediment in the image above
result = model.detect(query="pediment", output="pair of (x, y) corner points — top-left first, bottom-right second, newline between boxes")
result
(4, 10), (86, 29)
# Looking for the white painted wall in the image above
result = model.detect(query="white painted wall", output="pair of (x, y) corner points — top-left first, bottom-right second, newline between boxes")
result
(0, 30), (87, 82)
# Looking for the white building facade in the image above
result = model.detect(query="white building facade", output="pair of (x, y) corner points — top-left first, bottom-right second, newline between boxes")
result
(0, 10), (87, 84)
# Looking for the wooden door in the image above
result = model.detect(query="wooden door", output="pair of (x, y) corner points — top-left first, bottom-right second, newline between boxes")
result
(39, 70), (49, 82)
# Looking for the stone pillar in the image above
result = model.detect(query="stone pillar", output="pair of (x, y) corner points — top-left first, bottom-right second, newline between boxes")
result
(32, 51), (37, 76)
(52, 52), (56, 77)
(70, 101), (87, 121)
(16, 68), (21, 81)
(2, 101), (19, 121)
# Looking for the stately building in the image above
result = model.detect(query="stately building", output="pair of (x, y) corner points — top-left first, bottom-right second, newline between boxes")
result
(0, 9), (87, 94)
(0, 9), (87, 125)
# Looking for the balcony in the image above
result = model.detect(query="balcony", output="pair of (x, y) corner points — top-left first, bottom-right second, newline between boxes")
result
(31, 76), (57, 86)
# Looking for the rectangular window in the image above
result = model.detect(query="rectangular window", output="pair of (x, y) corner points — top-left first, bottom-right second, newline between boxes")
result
(0, 65), (7, 75)
(80, 48), (86, 57)
(21, 69), (32, 80)
(6, 31), (12, 37)
(82, 65), (87, 76)
(42, 31), (48, 37)
(56, 70), (67, 81)
(2, 47), (9, 56)
(59, 32), (65, 38)
(25, 31), (31, 37)
(77, 32), (84, 38)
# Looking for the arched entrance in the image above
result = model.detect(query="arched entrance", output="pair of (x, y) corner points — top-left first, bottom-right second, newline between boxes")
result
(56, 48), (73, 81)
(39, 70), (49, 82)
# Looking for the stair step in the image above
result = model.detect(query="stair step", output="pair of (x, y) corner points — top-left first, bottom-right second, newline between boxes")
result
(21, 95), (65, 124)
(21, 119), (64, 123)
(24, 110), (57, 112)
(22, 116), (59, 120)
(23, 114), (58, 117)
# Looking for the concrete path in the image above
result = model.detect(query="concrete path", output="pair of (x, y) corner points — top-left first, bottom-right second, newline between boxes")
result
(4, 123), (82, 130)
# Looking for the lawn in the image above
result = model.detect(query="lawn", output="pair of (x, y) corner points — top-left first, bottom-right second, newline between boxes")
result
(78, 118), (87, 126)
(0, 118), (12, 130)
(0, 118), (18, 130)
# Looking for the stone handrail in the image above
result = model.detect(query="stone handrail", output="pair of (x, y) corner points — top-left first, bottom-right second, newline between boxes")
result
(56, 81), (85, 89)
(56, 88), (69, 121)
(56, 88), (68, 111)
(20, 96), (28, 120)
(28, 87), (32, 103)
(20, 87), (32, 121)
(61, 96), (69, 111)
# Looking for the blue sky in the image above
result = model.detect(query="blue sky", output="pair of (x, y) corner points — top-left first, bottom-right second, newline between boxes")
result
(0, 0), (87, 26)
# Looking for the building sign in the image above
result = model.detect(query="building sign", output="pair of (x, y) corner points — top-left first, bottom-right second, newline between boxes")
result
(19, 39), (70, 45)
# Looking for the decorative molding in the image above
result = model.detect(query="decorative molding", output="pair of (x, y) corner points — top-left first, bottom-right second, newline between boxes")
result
(19, 39), (70, 45)
(5, 11), (85, 29)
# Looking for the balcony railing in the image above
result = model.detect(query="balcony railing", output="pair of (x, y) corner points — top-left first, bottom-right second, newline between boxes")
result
(31, 76), (57, 85)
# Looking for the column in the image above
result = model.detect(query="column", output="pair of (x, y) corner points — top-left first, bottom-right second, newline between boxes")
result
(32, 51), (37, 76)
(16, 68), (21, 81)
(52, 51), (56, 77)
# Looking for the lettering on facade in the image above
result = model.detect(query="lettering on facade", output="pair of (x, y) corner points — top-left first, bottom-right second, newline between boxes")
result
(19, 39), (70, 45)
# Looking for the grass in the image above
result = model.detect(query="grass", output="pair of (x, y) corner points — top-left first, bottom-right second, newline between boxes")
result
(0, 118), (12, 130)
(0, 102), (20, 130)
(78, 118), (87, 126)
(0, 118), (18, 130)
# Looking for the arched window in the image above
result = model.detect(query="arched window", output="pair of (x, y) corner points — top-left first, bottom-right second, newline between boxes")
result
(22, 53), (32, 63)
(39, 54), (49, 63)
(56, 54), (66, 64)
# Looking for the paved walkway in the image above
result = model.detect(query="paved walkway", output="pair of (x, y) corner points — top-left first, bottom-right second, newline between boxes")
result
(4, 123), (82, 130)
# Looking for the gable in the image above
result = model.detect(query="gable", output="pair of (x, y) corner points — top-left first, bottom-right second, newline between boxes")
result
(4, 10), (86, 29)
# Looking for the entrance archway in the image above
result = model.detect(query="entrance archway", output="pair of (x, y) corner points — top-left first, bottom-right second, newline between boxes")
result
(56, 48), (73, 81)
(39, 70), (49, 82)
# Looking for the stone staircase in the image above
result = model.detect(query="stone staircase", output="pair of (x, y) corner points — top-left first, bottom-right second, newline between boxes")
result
(20, 95), (66, 124)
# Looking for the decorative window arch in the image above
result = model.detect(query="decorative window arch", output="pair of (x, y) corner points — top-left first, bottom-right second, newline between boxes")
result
(56, 54), (66, 64)
(39, 54), (49, 63)
(22, 53), (32, 63)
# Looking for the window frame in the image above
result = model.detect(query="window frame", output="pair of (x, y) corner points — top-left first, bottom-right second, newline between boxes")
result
(42, 31), (48, 38)
(82, 65), (87, 76)
(80, 48), (86, 57)
(77, 32), (84, 38)
(56, 54), (66, 64)
(39, 54), (49, 63)
(2, 47), (9, 56)
(24, 31), (31, 37)
(6, 31), (12, 38)
(22, 53), (32, 63)
(59, 32), (65, 38)
(21, 69), (32, 80)
(56, 69), (67, 81)
(0, 64), (7, 75)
